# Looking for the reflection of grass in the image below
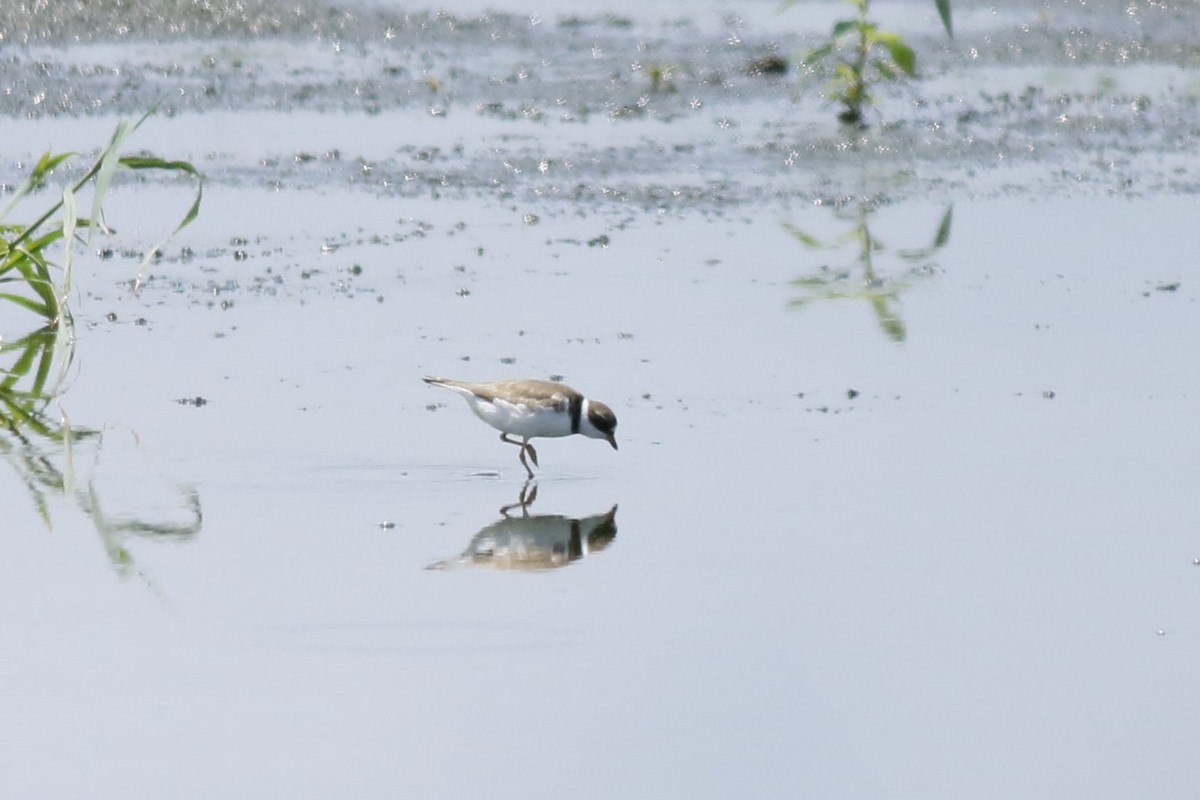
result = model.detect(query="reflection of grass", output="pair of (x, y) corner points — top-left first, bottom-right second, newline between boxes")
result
(787, 204), (952, 342)
(1, 328), (96, 525)
(2, 325), (203, 575)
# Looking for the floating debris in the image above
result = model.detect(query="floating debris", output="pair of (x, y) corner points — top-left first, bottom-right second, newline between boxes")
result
(745, 54), (788, 76)
(177, 396), (208, 407)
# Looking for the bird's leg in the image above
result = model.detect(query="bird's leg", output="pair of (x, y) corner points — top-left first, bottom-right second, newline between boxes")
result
(517, 441), (536, 479)
(524, 441), (539, 467)
(501, 433), (536, 478)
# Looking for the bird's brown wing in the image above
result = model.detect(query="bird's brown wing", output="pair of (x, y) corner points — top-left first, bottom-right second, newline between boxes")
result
(491, 380), (578, 411)
(425, 377), (577, 410)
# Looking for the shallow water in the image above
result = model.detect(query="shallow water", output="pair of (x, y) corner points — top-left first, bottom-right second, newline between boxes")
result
(2, 1), (1199, 798)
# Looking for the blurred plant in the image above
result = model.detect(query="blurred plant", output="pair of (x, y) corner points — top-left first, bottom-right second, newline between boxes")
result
(1, 107), (203, 329)
(786, 203), (952, 342)
(645, 62), (679, 94)
(790, 0), (953, 126)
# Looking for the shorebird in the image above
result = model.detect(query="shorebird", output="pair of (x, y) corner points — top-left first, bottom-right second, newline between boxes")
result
(423, 377), (618, 477)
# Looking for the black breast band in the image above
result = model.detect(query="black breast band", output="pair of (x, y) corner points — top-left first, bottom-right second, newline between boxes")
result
(569, 394), (583, 433)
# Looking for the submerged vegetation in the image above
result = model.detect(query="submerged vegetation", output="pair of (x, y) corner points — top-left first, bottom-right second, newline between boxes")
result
(791, 0), (953, 126)
(1, 111), (204, 563)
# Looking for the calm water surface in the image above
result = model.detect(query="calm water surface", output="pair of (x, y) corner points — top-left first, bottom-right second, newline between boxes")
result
(2, 1), (1199, 797)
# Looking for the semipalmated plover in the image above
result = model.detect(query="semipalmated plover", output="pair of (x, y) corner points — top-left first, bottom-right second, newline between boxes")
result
(423, 377), (618, 477)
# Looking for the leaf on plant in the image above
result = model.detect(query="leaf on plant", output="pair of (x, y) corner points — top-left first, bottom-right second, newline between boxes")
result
(872, 59), (899, 80)
(61, 185), (78, 302)
(117, 156), (205, 287)
(830, 19), (858, 39)
(0, 291), (53, 317)
(120, 157), (204, 233)
(934, 0), (953, 38)
(89, 120), (136, 240)
(878, 34), (916, 75)
(931, 206), (953, 248)
(0, 150), (73, 224)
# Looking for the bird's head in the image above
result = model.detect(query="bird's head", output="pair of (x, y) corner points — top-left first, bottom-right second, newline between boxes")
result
(582, 400), (618, 450)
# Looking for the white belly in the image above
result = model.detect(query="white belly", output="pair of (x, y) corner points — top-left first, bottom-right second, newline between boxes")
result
(468, 397), (573, 439)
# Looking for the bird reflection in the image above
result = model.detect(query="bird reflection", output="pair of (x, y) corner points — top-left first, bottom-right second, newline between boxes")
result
(499, 479), (540, 516)
(428, 483), (618, 571)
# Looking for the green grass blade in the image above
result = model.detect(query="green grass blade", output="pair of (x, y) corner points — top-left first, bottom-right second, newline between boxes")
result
(934, 0), (953, 38)
(87, 106), (163, 241)
(5, 246), (59, 316)
(30, 326), (56, 395)
(118, 156), (205, 231)
(3, 107), (198, 325)
(1, 329), (43, 386)
(830, 19), (858, 39)
(87, 120), (136, 240)
(876, 33), (916, 75)
(931, 205), (953, 248)
(118, 156), (205, 285)
(61, 184), (78, 303)
(0, 291), (53, 317)
(0, 151), (73, 224)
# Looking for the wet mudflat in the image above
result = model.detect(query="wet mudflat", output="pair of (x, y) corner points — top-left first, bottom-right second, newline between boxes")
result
(3, 1), (1199, 798)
